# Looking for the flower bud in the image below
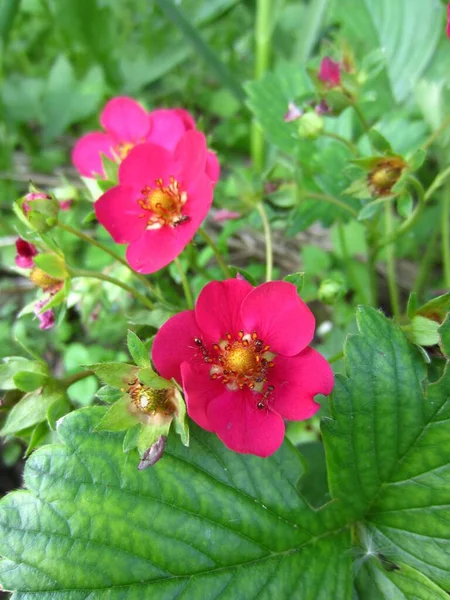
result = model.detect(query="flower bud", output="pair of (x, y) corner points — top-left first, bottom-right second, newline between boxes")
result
(297, 112), (324, 140)
(368, 157), (407, 197)
(22, 187), (60, 233)
(318, 277), (347, 305)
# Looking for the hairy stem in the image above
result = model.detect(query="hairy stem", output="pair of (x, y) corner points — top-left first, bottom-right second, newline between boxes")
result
(197, 228), (231, 278)
(256, 202), (273, 282)
(174, 257), (194, 309)
(384, 203), (401, 319)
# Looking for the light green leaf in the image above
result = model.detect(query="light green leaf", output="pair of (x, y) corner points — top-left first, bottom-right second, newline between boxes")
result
(323, 307), (450, 588)
(96, 385), (124, 404)
(410, 315), (440, 347)
(138, 367), (172, 389)
(127, 330), (150, 368)
(0, 407), (352, 598)
(356, 559), (449, 600)
(0, 357), (38, 390)
(88, 362), (137, 388)
(13, 371), (48, 392)
(283, 272), (305, 295)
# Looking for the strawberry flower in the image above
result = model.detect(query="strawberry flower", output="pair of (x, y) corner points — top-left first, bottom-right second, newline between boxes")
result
(95, 130), (213, 273)
(72, 97), (220, 183)
(153, 279), (334, 457)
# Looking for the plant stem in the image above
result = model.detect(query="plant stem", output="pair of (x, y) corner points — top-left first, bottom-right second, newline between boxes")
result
(424, 164), (450, 202)
(68, 268), (154, 310)
(256, 203), (273, 282)
(328, 350), (344, 364)
(61, 369), (93, 389)
(353, 103), (372, 139)
(366, 225), (378, 306)
(197, 228), (231, 278)
(384, 203), (401, 319)
(422, 117), (450, 150)
(251, 0), (272, 171)
(174, 257), (194, 309)
(375, 177), (425, 253)
(58, 221), (155, 294)
(322, 131), (358, 155)
(442, 186), (450, 288)
(412, 227), (439, 297)
(300, 191), (358, 218)
(337, 221), (368, 303)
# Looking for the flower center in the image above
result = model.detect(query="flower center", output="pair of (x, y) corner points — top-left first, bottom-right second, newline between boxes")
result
(115, 142), (134, 160)
(194, 331), (276, 409)
(139, 177), (189, 229)
(128, 380), (175, 417)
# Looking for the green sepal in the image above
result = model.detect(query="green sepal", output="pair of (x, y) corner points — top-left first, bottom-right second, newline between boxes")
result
(410, 315), (440, 347)
(82, 211), (97, 224)
(406, 292), (418, 319)
(173, 387), (189, 447)
(123, 424), (140, 453)
(94, 395), (137, 432)
(26, 197), (60, 233)
(33, 253), (68, 279)
(97, 179), (116, 193)
(350, 156), (382, 171)
(227, 266), (257, 286)
(96, 385), (124, 404)
(283, 272), (305, 295)
(406, 148), (427, 172)
(88, 362), (137, 388)
(368, 129), (392, 153)
(438, 313), (450, 359)
(344, 176), (371, 199)
(42, 280), (70, 311)
(137, 420), (171, 456)
(127, 330), (150, 368)
(416, 292), (450, 323)
(138, 367), (172, 389)
(357, 199), (384, 221)
(101, 154), (119, 183)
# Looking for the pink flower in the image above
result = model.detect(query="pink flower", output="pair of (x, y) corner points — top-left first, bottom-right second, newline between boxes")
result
(15, 238), (38, 269)
(33, 299), (55, 330)
(318, 57), (341, 87)
(72, 97), (151, 178)
(59, 199), (72, 211)
(213, 209), (241, 223)
(72, 99), (221, 184)
(95, 130), (213, 274)
(152, 279), (334, 457)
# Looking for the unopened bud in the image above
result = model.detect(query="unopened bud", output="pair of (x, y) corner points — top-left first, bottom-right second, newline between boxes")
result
(318, 277), (347, 305)
(22, 187), (59, 233)
(29, 267), (63, 293)
(138, 435), (167, 470)
(297, 112), (324, 140)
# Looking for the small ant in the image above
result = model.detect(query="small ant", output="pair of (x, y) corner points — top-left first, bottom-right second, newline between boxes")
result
(173, 215), (191, 227)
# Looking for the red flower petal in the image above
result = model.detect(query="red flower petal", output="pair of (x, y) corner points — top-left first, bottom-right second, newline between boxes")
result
(195, 279), (253, 342)
(173, 130), (207, 183)
(147, 109), (186, 151)
(206, 388), (285, 457)
(206, 150), (220, 183)
(173, 108), (196, 130)
(95, 185), (147, 244)
(268, 348), (334, 420)
(72, 132), (114, 178)
(125, 227), (186, 274)
(152, 310), (201, 383)
(118, 143), (171, 190)
(181, 361), (225, 431)
(100, 96), (150, 143)
(240, 281), (315, 356)
(318, 57), (341, 87)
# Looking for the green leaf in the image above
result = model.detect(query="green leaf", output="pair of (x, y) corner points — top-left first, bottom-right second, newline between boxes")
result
(0, 0), (20, 44)
(33, 253), (67, 279)
(13, 371), (48, 392)
(101, 154), (119, 183)
(0, 357), (38, 390)
(283, 272), (305, 295)
(25, 422), (50, 459)
(96, 385), (124, 404)
(94, 395), (137, 432)
(0, 407), (352, 598)
(127, 330), (150, 368)
(323, 307), (450, 587)
(137, 420), (171, 456)
(88, 362), (137, 388)
(0, 383), (65, 436)
(154, 0), (244, 103)
(123, 423), (140, 453)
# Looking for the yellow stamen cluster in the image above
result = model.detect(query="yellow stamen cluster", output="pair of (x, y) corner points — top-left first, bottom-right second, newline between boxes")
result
(139, 177), (188, 229)
(128, 379), (175, 417)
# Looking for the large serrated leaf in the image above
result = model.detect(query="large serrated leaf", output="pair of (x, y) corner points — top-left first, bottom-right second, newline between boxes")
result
(0, 407), (352, 598)
(323, 307), (450, 588)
